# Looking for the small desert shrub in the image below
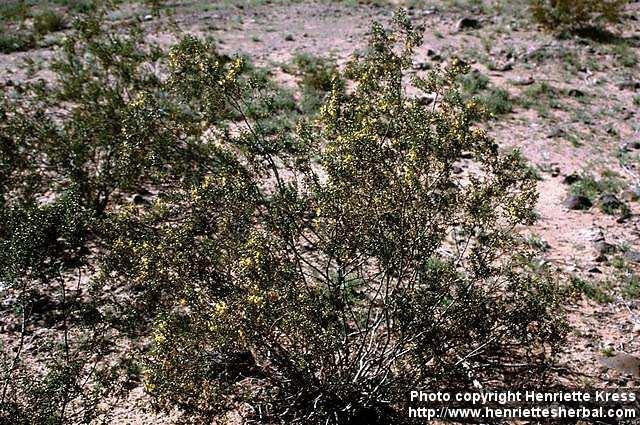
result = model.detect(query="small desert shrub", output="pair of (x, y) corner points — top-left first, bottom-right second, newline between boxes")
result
(0, 1), (29, 22)
(481, 87), (513, 116)
(292, 52), (343, 114)
(0, 31), (35, 53)
(99, 11), (566, 424)
(530, 0), (629, 31)
(33, 9), (65, 35)
(569, 172), (629, 214)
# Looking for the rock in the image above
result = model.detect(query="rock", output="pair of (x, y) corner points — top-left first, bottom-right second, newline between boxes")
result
(588, 267), (602, 274)
(142, 14), (153, 21)
(284, 34), (294, 42)
(511, 76), (535, 86)
(563, 195), (592, 210)
(562, 173), (581, 185)
(567, 88), (585, 97)
(633, 323), (640, 334)
(621, 189), (639, 202)
(452, 165), (463, 174)
(493, 61), (514, 72)
(598, 193), (622, 211)
(617, 214), (630, 223)
(600, 353), (640, 378)
(550, 166), (561, 177)
(594, 253), (608, 263)
(416, 95), (434, 106)
(426, 50), (443, 62)
(133, 194), (151, 205)
(624, 250), (640, 263)
(620, 141), (640, 152)
(594, 240), (616, 255)
(618, 80), (640, 90)
(548, 128), (566, 138)
(413, 61), (431, 71)
(456, 17), (482, 31)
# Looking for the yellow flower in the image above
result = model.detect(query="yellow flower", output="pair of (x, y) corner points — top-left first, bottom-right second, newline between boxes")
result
(248, 294), (263, 306)
(215, 301), (228, 315)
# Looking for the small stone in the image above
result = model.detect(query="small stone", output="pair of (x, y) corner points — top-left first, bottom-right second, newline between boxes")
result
(563, 195), (592, 210)
(494, 61), (514, 72)
(600, 354), (640, 378)
(588, 267), (602, 274)
(456, 17), (482, 31)
(284, 34), (294, 42)
(426, 50), (443, 62)
(548, 128), (566, 138)
(142, 14), (153, 21)
(618, 80), (640, 91)
(416, 95), (434, 106)
(594, 240), (616, 255)
(624, 250), (640, 263)
(633, 323), (640, 334)
(413, 61), (431, 71)
(563, 173), (581, 185)
(452, 165), (463, 174)
(567, 89), (585, 97)
(133, 194), (151, 205)
(598, 193), (622, 211)
(620, 141), (640, 152)
(594, 254), (608, 263)
(511, 76), (535, 86)
(550, 166), (561, 177)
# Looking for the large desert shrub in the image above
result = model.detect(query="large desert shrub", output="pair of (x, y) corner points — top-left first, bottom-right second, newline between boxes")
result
(99, 11), (566, 424)
(530, 0), (629, 31)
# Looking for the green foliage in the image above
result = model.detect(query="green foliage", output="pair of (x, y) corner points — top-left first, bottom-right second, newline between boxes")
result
(480, 87), (513, 116)
(570, 276), (613, 303)
(0, 1), (29, 22)
(569, 172), (629, 214)
(0, 31), (35, 53)
(100, 12), (565, 423)
(292, 52), (344, 114)
(1, 7), (567, 425)
(33, 9), (65, 35)
(530, 0), (629, 31)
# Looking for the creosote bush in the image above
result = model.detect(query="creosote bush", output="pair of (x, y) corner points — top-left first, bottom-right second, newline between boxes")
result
(102, 11), (565, 424)
(1, 6), (566, 425)
(530, 0), (629, 32)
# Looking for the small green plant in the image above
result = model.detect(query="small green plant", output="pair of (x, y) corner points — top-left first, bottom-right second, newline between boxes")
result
(0, 31), (35, 53)
(570, 276), (613, 303)
(33, 9), (65, 35)
(292, 52), (343, 114)
(611, 42), (638, 68)
(0, 1), (29, 22)
(569, 172), (629, 214)
(623, 274), (640, 298)
(530, 0), (629, 32)
(481, 87), (513, 116)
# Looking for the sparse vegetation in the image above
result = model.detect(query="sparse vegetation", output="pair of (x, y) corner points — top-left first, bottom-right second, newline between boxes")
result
(530, 0), (629, 32)
(33, 9), (65, 35)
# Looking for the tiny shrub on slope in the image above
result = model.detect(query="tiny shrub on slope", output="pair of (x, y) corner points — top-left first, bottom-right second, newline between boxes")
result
(530, 0), (629, 32)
